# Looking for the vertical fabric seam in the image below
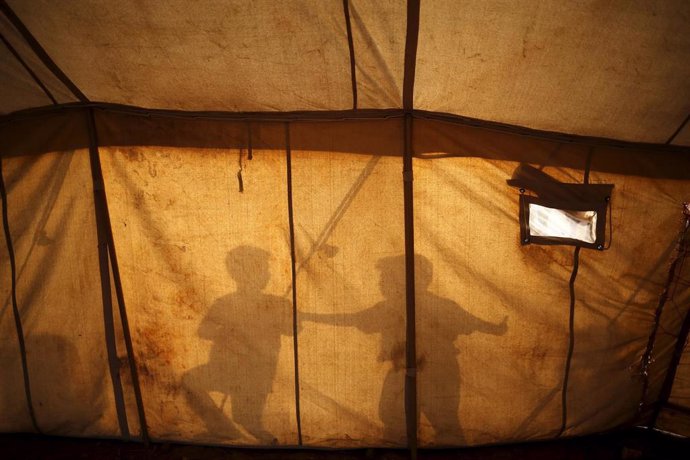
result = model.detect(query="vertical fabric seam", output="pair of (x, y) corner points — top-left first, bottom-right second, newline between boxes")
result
(87, 108), (130, 439)
(402, 1), (421, 456)
(0, 157), (41, 434)
(342, 0), (357, 110)
(286, 122), (303, 445)
(0, 31), (56, 104)
(0, 0), (88, 102)
(403, 113), (417, 457)
(402, 0), (420, 111)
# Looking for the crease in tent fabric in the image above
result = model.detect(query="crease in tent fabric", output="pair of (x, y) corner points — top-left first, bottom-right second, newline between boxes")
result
(86, 109), (130, 439)
(0, 0), (88, 103)
(403, 113), (417, 457)
(666, 113), (690, 145)
(0, 31), (57, 104)
(285, 122), (303, 445)
(557, 148), (593, 437)
(638, 204), (690, 420)
(0, 158), (41, 434)
(649, 204), (690, 429)
(342, 0), (358, 110)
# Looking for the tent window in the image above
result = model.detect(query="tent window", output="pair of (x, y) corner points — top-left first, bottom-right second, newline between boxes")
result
(517, 194), (610, 250)
(528, 204), (597, 244)
(507, 165), (613, 250)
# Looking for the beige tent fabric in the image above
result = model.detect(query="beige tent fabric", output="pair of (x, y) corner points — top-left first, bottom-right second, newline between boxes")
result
(414, 0), (690, 143)
(657, 407), (690, 437)
(566, 170), (690, 435)
(2, 110), (690, 445)
(0, 12), (79, 112)
(658, 343), (690, 438)
(100, 139), (298, 445)
(0, 181), (32, 433)
(414, 157), (575, 446)
(669, 342), (690, 410)
(349, 0), (405, 108)
(657, 233), (690, 436)
(672, 123), (690, 147)
(8, 0), (353, 112)
(2, 1), (689, 144)
(291, 121), (406, 447)
(0, 41), (52, 114)
(0, 150), (120, 437)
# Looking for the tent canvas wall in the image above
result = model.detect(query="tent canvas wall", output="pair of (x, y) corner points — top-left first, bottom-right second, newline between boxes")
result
(1, 0), (690, 453)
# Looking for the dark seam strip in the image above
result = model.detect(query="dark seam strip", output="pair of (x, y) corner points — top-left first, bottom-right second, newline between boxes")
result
(342, 0), (357, 110)
(649, 211), (690, 428)
(286, 122), (303, 445)
(639, 212), (690, 420)
(666, 113), (690, 145)
(0, 158), (41, 434)
(415, 110), (690, 154)
(0, 31), (56, 104)
(402, 0), (420, 111)
(3, 103), (690, 156)
(86, 108), (130, 439)
(0, 0), (88, 102)
(403, 113), (417, 458)
(2, 104), (403, 125)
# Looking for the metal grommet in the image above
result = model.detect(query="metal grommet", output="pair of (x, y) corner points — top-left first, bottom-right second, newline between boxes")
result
(597, 244), (604, 250)
(523, 237), (530, 243)
(519, 188), (526, 194)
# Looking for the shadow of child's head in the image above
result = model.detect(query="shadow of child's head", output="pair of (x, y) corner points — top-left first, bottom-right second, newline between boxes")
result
(226, 246), (271, 292)
(375, 254), (433, 298)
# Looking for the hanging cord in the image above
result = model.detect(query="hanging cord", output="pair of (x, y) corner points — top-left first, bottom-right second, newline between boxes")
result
(236, 122), (254, 193)
(558, 148), (592, 437)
